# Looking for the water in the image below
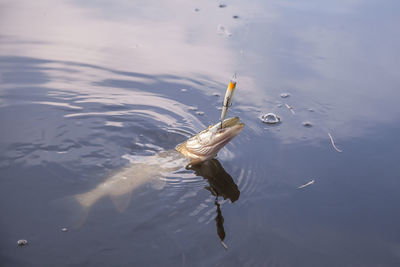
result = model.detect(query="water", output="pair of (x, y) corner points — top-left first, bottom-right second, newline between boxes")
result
(1, 0), (400, 266)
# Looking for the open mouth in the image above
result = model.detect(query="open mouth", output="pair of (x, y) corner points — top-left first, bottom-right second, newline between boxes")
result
(221, 117), (241, 128)
(214, 119), (244, 146)
(176, 117), (244, 164)
(210, 117), (244, 134)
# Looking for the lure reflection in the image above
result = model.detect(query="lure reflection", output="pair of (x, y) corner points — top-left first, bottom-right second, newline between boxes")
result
(189, 159), (240, 249)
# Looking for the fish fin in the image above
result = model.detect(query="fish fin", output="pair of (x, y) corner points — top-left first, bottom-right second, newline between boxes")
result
(110, 191), (133, 212)
(150, 177), (166, 190)
(175, 141), (186, 152)
(49, 195), (90, 228)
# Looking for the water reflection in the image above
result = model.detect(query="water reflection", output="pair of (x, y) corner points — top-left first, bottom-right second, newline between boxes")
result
(2, 0), (400, 265)
(189, 159), (240, 248)
(190, 159), (239, 202)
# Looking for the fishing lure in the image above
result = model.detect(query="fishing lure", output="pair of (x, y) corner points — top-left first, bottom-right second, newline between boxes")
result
(220, 74), (237, 127)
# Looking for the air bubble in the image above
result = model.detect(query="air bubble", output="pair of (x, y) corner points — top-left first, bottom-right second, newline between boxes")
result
(260, 113), (280, 124)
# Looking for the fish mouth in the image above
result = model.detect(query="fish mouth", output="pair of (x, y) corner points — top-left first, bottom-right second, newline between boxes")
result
(210, 117), (244, 147)
(216, 117), (244, 135)
(176, 117), (244, 164)
(219, 117), (242, 129)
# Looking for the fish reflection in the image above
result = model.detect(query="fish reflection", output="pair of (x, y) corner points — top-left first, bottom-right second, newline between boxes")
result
(189, 159), (240, 249)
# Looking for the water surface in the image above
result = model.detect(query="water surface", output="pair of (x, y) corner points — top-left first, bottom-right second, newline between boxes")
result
(1, 0), (400, 266)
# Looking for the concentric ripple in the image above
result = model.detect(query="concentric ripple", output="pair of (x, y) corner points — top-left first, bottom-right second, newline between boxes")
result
(0, 56), (255, 214)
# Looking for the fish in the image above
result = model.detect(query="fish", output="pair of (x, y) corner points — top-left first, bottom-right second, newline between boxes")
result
(73, 117), (244, 216)
(74, 151), (187, 212)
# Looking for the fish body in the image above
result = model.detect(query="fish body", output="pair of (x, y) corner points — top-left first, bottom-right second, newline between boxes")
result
(75, 151), (187, 211)
(74, 117), (244, 212)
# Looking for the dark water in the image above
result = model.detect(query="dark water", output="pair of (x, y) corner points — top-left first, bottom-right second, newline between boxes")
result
(1, 0), (400, 266)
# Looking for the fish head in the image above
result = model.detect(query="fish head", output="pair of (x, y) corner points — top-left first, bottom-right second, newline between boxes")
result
(176, 117), (244, 165)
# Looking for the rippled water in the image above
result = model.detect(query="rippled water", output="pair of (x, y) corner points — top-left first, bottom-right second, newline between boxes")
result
(1, 0), (400, 266)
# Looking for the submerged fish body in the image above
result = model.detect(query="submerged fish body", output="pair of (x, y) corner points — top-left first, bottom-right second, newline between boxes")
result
(74, 117), (244, 213)
(75, 151), (187, 212)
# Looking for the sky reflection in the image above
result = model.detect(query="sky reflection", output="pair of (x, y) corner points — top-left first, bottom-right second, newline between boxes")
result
(2, 1), (400, 266)
(1, 0), (399, 144)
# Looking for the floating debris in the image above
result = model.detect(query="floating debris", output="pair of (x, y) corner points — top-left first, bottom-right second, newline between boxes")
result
(105, 121), (123, 127)
(194, 8), (200, 12)
(328, 132), (343, 153)
(188, 106), (198, 111)
(298, 179), (315, 189)
(17, 239), (28, 247)
(232, 15), (239, 19)
(280, 93), (290, 98)
(61, 227), (68, 232)
(221, 241), (228, 250)
(212, 92), (220, 97)
(302, 121), (312, 127)
(181, 88), (187, 92)
(277, 104), (282, 108)
(308, 108), (314, 112)
(260, 113), (280, 124)
(285, 104), (295, 114)
(219, 3), (227, 8)
(217, 24), (232, 37)
(196, 111), (205, 116)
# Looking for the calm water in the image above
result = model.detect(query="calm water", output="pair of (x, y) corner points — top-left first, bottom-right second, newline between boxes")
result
(1, 0), (400, 266)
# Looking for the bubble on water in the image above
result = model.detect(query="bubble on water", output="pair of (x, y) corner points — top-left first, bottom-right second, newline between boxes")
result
(217, 25), (232, 37)
(212, 92), (220, 97)
(17, 239), (28, 247)
(280, 93), (290, 98)
(277, 104), (282, 108)
(61, 227), (68, 232)
(196, 111), (205, 116)
(260, 113), (280, 124)
(181, 88), (187, 92)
